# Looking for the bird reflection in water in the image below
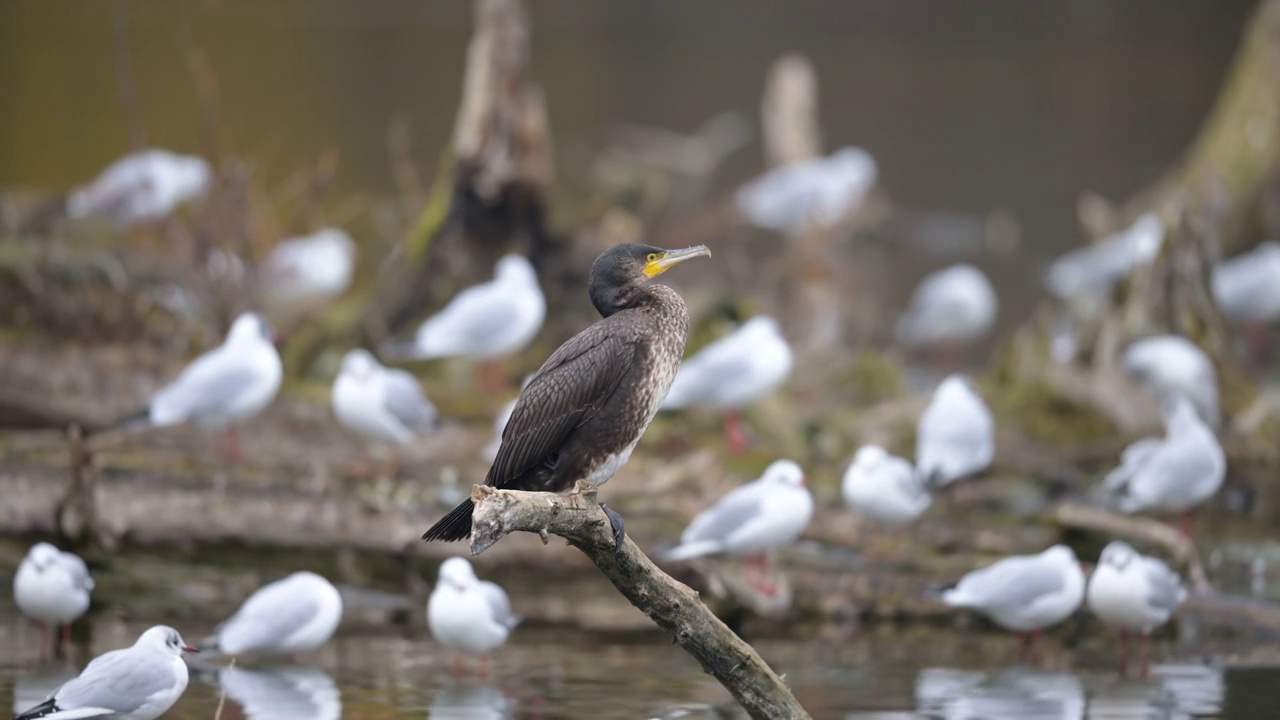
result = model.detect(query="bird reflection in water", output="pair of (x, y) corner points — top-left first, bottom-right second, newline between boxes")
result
(428, 681), (517, 720)
(913, 663), (1224, 719)
(217, 664), (342, 720)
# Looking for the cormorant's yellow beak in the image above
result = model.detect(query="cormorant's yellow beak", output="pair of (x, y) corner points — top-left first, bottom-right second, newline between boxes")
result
(643, 245), (712, 278)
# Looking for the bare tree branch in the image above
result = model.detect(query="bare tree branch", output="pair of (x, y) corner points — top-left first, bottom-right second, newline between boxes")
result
(468, 481), (812, 720)
(1053, 501), (1210, 593)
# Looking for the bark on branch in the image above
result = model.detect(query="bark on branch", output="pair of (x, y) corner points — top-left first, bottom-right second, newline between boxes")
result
(468, 481), (811, 720)
(1052, 502), (1211, 593)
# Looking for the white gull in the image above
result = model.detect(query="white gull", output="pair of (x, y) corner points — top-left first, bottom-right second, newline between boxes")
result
(734, 147), (878, 235)
(895, 263), (998, 351)
(332, 349), (438, 446)
(915, 375), (995, 486)
(428, 558), (519, 678)
(1087, 540), (1186, 675)
(1122, 335), (1219, 426)
(842, 445), (931, 525)
(68, 150), (210, 226)
(201, 571), (343, 657)
(14, 625), (195, 720)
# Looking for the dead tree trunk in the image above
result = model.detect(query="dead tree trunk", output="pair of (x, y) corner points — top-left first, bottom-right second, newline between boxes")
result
(378, 0), (557, 337)
(1000, 0), (1280, 427)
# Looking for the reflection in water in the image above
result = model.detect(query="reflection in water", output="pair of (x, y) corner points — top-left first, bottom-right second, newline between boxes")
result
(917, 668), (1084, 719)
(428, 682), (515, 720)
(11, 663), (78, 716)
(914, 665), (1226, 720)
(1149, 664), (1225, 717)
(218, 664), (341, 720)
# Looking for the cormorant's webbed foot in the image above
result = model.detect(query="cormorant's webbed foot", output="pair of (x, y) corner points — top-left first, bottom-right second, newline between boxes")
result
(600, 503), (626, 556)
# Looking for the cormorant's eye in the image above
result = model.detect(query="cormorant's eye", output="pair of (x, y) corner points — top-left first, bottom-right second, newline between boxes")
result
(647, 253), (657, 262)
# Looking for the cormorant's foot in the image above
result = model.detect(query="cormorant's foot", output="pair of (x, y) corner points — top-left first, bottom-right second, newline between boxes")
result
(600, 503), (626, 555)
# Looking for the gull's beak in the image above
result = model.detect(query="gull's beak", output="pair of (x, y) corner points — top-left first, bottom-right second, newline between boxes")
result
(644, 245), (712, 278)
(182, 645), (199, 653)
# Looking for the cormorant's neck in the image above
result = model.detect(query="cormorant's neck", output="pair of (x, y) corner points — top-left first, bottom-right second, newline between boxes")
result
(591, 283), (674, 318)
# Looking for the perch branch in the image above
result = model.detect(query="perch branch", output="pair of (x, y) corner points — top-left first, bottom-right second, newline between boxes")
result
(469, 481), (811, 720)
(1053, 502), (1210, 593)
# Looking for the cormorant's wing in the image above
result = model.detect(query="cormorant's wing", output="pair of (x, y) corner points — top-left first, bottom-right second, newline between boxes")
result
(487, 323), (636, 487)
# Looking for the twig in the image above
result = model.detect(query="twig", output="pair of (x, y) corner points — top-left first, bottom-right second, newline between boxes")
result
(1053, 502), (1211, 593)
(111, 0), (145, 150)
(212, 658), (234, 720)
(469, 481), (811, 720)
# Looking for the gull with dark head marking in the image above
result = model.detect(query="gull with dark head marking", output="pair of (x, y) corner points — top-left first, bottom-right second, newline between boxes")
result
(941, 545), (1085, 662)
(14, 625), (196, 720)
(117, 312), (282, 462)
(14, 542), (94, 654)
(660, 315), (793, 452)
(662, 459), (813, 594)
(421, 244), (711, 554)
(200, 571), (343, 658)
(1087, 540), (1187, 676)
(428, 557), (520, 679)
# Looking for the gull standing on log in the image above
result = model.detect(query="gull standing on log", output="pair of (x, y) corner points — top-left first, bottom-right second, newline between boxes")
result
(258, 228), (357, 317)
(67, 150), (211, 226)
(1086, 540), (1186, 677)
(421, 244), (711, 551)
(332, 349), (438, 474)
(941, 545), (1085, 662)
(895, 264), (997, 366)
(117, 312), (282, 462)
(734, 147), (878, 235)
(662, 459), (813, 593)
(427, 557), (520, 679)
(1103, 396), (1225, 539)
(660, 315), (793, 452)
(13, 625), (196, 720)
(14, 543), (94, 653)
(199, 572), (343, 658)
(915, 375), (995, 487)
(387, 254), (545, 392)
(842, 445), (932, 526)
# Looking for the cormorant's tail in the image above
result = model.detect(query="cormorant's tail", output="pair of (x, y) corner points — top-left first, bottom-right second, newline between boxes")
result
(14, 697), (59, 720)
(422, 498), (475, 542)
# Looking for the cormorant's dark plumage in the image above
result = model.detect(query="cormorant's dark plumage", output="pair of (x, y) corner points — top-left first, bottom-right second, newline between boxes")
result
(422, 243), (711, 545)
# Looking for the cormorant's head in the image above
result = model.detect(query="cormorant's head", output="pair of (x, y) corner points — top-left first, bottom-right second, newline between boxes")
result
(589, 243), (711, 316)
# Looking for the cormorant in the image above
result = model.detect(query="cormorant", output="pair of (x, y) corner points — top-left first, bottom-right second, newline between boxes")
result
(422, 243), (711, 550)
